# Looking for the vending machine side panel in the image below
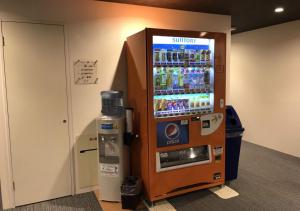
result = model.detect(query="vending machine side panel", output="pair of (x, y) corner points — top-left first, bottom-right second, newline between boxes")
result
(126, 30), (150, 198)
(214, 32), (226, 113)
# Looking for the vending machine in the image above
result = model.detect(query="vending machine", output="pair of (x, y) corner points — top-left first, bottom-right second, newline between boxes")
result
(126, 28), (226, 202)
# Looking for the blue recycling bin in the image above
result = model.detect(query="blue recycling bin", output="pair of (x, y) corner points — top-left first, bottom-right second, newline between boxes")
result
(225, 106), (244, 180)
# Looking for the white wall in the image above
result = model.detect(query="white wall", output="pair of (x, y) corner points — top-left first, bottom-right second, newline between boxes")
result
(231, 20), (300, 157)
(0, 0), (230, 208)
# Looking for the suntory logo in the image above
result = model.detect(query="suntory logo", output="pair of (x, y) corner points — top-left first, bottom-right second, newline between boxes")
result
(172, 37), (196, 44)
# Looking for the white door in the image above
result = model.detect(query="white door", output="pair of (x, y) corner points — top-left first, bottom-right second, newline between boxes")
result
(2, 22), (72, 206)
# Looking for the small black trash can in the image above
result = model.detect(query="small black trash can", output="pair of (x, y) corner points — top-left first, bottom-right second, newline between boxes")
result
(121, 176), (142, 210)
(225, 105), (244, 180)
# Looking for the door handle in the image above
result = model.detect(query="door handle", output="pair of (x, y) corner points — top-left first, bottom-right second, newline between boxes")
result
(62, 120), (67, 123)
(80, 148), (97, 153)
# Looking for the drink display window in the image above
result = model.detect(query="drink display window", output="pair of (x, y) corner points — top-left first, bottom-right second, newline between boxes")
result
(153, 36), (215, 118)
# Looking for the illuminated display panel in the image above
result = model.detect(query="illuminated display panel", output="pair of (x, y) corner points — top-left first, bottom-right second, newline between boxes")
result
(153, 35), (215, 118)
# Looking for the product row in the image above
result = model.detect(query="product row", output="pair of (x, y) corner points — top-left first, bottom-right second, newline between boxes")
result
(153, 67), (213, 94)
(155, 107), (213, 117)
(154, 63), (212, 68)
(154, 94), (214, 117)
(153, 48), (212, 64)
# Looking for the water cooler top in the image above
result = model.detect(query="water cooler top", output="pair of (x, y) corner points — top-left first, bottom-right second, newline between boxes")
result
(101, 91), (124, 116)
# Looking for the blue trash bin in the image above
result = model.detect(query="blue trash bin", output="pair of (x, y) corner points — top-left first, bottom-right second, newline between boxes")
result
(225, 106), (244, 180)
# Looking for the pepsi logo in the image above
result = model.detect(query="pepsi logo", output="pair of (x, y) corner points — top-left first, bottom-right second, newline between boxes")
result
(165, 123), (180, 140)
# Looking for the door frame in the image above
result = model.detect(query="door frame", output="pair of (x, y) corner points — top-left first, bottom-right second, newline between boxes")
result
(0, 20), (75, 209)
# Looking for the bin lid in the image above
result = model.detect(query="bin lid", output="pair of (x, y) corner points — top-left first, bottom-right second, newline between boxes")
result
(121, 176), (141, 195)
(101, 90), (123, 99)
(226, 105), (244, 131)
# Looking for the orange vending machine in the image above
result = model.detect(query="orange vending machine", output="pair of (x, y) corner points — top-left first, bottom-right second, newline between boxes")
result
(126, 28), (226, 202)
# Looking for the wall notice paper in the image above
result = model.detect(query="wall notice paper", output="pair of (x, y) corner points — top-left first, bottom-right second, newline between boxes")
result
(74, 60), (98, 84)
(209, 185), (239, 199)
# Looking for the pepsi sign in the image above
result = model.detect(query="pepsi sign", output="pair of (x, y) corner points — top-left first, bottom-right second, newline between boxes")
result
(157, 120), (189, 147)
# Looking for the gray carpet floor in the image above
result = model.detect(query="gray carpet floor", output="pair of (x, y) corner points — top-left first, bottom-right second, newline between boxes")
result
(0, 192), (102, 211)
(168, 141), (300, 211)
(1, 141), (300, 211)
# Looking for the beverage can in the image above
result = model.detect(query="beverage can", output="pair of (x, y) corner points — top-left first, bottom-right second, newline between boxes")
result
(200, 95), (205, 107)
(167, 50), (172, 63)
(189, 49), (196, 62)
(157, 99), (162, 111)
(167, 100), (173, 110)
(172, 100), (179, 110)
(195, 96), (200, 108)
(178, 99), (184, 110)
(172, 50), (178, 62)
(160, 99), (167, 111)
(190, 97), (195, 109)
(154, 99), (160, 111)
(178, 49), (184, 62)
(183, 99), (189, 109)
(161, 49), (167, 62)
(205, 95), (210, 106)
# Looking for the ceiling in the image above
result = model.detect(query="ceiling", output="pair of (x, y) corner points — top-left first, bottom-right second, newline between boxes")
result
(98, 0), (300, 33)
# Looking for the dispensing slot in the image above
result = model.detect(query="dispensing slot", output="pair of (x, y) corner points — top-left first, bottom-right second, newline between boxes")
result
(156, 145), (212, 172)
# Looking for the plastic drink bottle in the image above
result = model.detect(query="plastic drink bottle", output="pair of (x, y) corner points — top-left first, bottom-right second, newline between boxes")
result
(172, 67), (179, 89)
(154, 67), (161, 90)
(160, 67), (167, 90)
(166, 67), (173, 90)
(183, 68), (190, 89)
(178, 68), (184, 89)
